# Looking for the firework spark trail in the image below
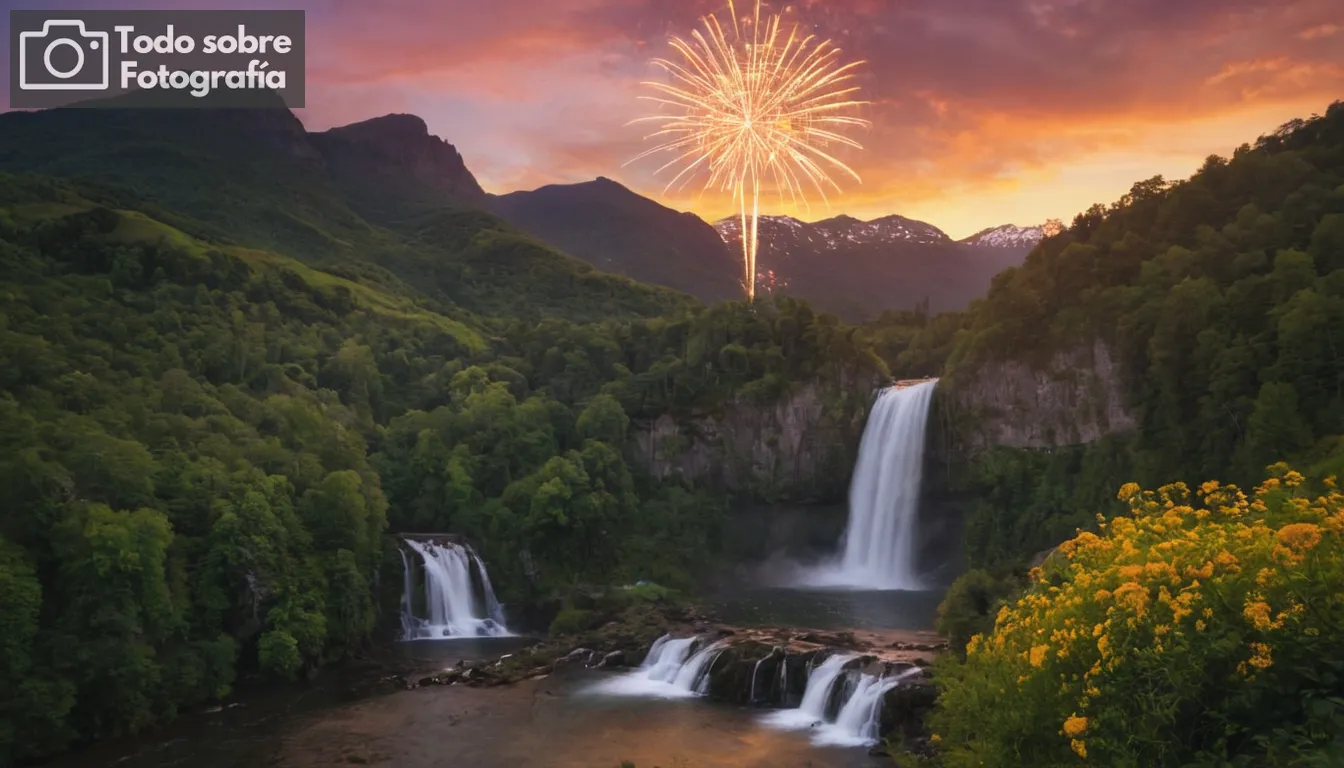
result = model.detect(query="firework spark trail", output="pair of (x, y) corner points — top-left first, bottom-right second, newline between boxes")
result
(627, 0), (870, 300)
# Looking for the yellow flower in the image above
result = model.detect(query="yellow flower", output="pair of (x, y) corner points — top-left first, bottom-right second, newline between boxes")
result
(1071, 739), (1088, 758)
(1029, 645), (1050, 667)
(1184, 561), (1214, 580)
(1243, 601), (1280, 631)
(929, 733), (942, 744)
(1113, 582), (1150, 619)
(1063, 715), (1088, 737)
(1249, 642), (1273, 670)
(1277, 523), (1323, 553)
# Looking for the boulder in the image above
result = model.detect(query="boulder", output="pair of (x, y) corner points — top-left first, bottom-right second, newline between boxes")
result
(595, 650), (625, 669)
(880, 676), (939, 750)
(561, 648), (595, 665)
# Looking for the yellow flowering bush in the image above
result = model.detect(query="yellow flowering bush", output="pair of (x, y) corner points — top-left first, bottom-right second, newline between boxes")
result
(930, 465), (1344, 767)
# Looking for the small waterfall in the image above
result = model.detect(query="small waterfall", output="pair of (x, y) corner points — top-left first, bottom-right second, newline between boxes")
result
(644, 636), (697, 682)
(797, 654), (857, 720)
(399, 538), (511, 640)
(590, 634), (723, 698)
(749, 657), (764, 703)
(673, 641), (727, 693)
(763, 656), (920, 747)
(815, 670), (917, 746)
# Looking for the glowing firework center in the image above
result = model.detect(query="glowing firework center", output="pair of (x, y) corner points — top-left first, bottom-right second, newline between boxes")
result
(628, 0), (869, 300)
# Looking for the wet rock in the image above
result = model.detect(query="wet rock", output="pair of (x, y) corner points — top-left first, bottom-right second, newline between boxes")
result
(701, 643), (826, 708)
(563, 647), (594, 663)
(415, 668), (464, 687)
(595, 650), (625, 669)
(880, 676), (939, 750)
(794, 631), (858, 648)
(890, 641), (948, 652)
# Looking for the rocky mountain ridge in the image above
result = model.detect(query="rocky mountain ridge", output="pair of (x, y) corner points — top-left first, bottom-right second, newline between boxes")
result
(714, 213), (955, 248)
(957, 223), (1046, 249)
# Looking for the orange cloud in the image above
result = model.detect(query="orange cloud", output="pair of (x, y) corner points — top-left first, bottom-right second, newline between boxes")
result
(294, 0), (1344, 237)
(1299, 23), (1339, 39)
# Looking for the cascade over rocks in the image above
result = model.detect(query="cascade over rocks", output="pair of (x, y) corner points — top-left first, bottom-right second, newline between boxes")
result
(398, 612), (943, 756)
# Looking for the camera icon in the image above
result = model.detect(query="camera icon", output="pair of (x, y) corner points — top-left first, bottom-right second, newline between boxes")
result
(18, 20), (110, 91)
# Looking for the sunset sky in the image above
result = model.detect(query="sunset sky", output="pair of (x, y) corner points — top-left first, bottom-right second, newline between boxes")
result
(3, 0), (1343, 237)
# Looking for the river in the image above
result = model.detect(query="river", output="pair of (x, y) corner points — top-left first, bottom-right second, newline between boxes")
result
(47, 579), (943, 768)
(48, 636), (895, 768)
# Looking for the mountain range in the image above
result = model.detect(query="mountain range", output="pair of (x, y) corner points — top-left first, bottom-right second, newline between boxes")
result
(0, 99), (1041, 322)
(710, 214), (1037, 320)
(489, 179), (1043, 321)
(0, 99), (688, 326)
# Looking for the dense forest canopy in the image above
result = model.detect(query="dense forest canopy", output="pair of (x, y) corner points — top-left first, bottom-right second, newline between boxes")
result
(931, 101), (1344, 569)
(927, 102), (1344, 768)
(0, 147), (884, 763)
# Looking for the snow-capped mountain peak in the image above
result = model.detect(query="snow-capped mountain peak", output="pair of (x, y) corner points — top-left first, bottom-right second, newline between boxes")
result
(713, 213), (952, 249)
(958, 223), (1045, 249)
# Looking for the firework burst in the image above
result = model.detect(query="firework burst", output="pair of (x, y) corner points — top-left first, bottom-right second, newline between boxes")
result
(627, 0), (870, 300)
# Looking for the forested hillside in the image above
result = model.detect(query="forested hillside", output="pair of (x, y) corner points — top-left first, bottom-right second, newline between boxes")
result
(0, 101), (690, 325)
(935, 100), (1344, 568)
(925, 101), (1344, 768)
(0, 149), (885, 763)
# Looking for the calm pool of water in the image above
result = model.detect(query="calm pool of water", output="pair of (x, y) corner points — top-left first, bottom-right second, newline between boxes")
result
(703, 585), (945, 631)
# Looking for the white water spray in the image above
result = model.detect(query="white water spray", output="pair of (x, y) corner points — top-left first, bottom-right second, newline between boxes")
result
(815, 668), (919, 746)
(399, 539), (511, 640)
(777, 653), (855, 725)
(763, 654), (920, 747)
(590, 634), (725, 698)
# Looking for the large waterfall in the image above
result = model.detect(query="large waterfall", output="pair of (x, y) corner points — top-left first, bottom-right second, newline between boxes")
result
(806, 379), (938, 590)
(399, 538), (511, 640)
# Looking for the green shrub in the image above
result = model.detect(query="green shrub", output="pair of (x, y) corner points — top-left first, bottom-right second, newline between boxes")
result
(622, 582), (675, 604)
(930, 467), (1344, 767)
(935, 568), (1023, 657)
(548, 608), (599, 638)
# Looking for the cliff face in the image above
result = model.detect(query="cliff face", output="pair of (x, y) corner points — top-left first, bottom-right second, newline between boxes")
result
(309, 114), (488, 223)
(944, 339), (1136, 452)
(632, 380), (874, 501)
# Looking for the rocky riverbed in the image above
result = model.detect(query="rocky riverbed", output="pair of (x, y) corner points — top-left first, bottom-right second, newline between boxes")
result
(51, 603), (948, 768)
(385, 605), (947, 762)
